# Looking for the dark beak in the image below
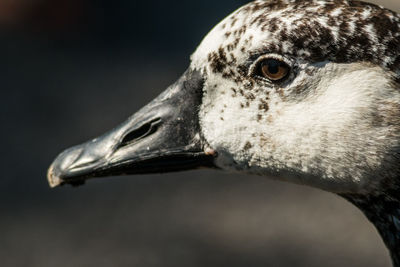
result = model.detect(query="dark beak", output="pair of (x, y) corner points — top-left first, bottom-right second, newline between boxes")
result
(47, 69), (216, 188)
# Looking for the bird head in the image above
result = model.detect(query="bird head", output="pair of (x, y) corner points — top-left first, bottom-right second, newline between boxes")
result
(48, 0), (400, 195)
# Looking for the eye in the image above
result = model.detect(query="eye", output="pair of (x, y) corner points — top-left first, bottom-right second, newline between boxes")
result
(256, 58), (290, 82)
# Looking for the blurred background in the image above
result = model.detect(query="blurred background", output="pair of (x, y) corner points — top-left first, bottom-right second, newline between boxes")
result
(2, 0), (399, 266)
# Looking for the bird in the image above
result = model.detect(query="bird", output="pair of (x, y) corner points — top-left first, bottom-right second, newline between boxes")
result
(47, 0), (400, 266)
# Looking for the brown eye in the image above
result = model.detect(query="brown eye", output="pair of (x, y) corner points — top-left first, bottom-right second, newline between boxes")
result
(257, 58), (290, 81)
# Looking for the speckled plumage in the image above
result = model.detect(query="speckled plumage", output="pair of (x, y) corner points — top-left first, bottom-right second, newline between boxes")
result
(193, 0), (400, 77)
(190, 1), (400, 265)
(191, 0), (400, 192)
(47, 1), (400, 265)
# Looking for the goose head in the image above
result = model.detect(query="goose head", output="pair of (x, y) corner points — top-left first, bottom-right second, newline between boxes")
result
(48, 0), (400, 264)
(192, 0), (400, 195)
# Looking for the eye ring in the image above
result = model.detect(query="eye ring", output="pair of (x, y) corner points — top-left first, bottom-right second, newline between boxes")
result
(251, 55), (292, 83)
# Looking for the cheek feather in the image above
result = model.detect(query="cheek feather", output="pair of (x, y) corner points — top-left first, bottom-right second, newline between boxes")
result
(200, 62), (400, 194)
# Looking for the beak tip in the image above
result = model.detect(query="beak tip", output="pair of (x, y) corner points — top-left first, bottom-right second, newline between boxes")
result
(47, 165), (63, 188)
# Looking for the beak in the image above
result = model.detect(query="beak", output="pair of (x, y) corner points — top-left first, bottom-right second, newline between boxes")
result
(47, 69), (216, 188)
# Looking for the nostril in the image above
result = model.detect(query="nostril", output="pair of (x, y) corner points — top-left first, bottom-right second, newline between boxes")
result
(118, 118), (161, 149)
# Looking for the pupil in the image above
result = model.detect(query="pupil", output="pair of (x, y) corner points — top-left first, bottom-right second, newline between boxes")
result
(267, 61), (279, 74)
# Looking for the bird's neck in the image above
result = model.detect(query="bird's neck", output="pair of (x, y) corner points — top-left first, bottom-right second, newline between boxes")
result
(341, 191), (400, 267)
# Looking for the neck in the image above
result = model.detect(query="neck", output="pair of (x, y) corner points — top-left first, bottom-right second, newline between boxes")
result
(341, 190), (400, 267)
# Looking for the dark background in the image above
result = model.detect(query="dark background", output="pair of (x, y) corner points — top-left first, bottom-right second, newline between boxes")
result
(2, 0), (399, 266)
